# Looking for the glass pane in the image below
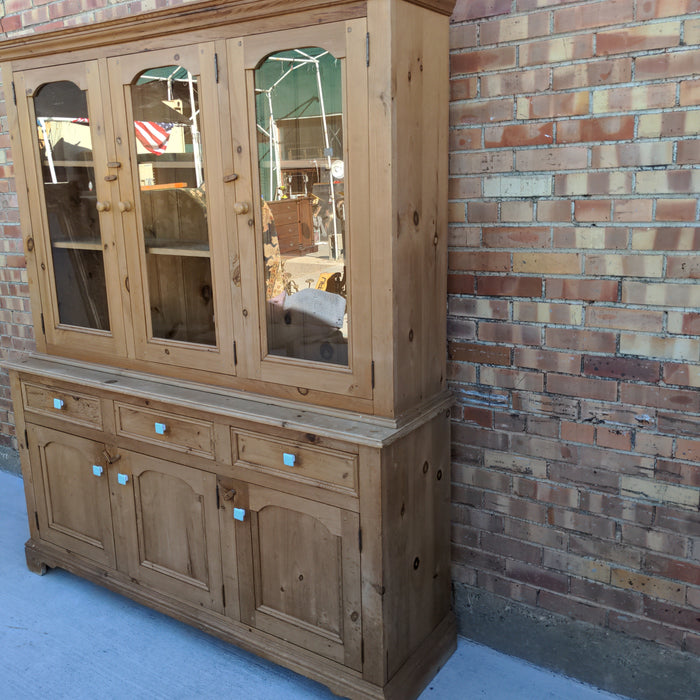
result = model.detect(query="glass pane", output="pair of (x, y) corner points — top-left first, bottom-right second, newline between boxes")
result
(33, 81), (110, 331)
(255, 48), (348, 366)
(131, 66), (215, 346)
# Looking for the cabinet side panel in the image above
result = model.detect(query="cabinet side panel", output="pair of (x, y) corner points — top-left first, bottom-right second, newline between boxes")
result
(382, 409), (453, 679)
(391, 2), (450, 415)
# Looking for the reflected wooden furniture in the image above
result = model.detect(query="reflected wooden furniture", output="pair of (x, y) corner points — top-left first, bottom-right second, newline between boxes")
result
(268, 197), (317, 255)
(2, 1), (456, 698)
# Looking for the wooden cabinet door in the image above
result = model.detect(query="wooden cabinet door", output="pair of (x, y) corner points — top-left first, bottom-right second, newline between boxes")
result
(223, 479), (362, 670)
(111, 449), (224, 613)
(13, 63), (128, 361)
(228, 20), (373, 400)
(106, 44), (239, 375)
(27, 425), (117, 569)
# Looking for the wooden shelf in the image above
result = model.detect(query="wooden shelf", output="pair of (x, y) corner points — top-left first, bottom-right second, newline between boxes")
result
(145, 239), (210, 257)
(52, 240), (103, 251)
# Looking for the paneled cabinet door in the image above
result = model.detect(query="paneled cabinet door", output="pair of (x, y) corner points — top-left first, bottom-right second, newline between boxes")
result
(112, 449), (224, 613)
(26, 425), (117, 569)
(106, 44), (238, 374)
(222, 479), (362, 670)
(229, 19), (373, 398)
(14, 63), (128, 360)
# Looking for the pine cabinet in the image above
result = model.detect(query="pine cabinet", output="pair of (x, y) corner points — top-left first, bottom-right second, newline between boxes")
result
(2, 1), (456, 698)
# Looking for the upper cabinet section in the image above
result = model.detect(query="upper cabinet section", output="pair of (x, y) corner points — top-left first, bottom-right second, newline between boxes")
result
(2, 0), (455, 420)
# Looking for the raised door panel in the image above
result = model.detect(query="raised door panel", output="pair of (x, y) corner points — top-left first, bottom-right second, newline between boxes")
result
(112, 450), (224, 613)
(229, 19), (373, 399)
(224, 479), (362, 670)
(13, 63), (128, 361)
(27, 425), (116, 569)
(107, 44), (238, 375)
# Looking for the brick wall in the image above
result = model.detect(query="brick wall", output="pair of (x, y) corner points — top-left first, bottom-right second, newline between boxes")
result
(449, 0), (700, 656)
(0, 0), (698, 661)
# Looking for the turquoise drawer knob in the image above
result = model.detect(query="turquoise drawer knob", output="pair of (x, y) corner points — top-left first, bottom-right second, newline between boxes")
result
(117, 473), (129, 486)
(92, 465), (103, 477)
(53, 398), (65, 410)
(233, 508), (246, 522)
(155, 422), (167, 435)
(283, 452), (296, 467)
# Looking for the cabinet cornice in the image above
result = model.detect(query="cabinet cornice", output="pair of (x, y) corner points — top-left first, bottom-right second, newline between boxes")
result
(0, 0), (456, 63)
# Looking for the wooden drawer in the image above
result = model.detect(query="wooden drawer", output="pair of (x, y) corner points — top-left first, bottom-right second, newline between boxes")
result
(115, 402), (215, 458)
(22, 382), (103, 429)
(234, 431), (357, 495)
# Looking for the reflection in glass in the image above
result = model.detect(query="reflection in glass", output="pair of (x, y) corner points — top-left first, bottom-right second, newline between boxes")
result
(255, 48), (348, 366)
(131, 66), (215, 346)
(34, 81), (110, 331)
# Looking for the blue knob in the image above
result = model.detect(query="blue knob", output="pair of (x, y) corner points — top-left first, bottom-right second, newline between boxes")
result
(53, 398), (65, 410)
(92, 465), (103, 477)
(283, 453), (296, 467)
(117, 473), (129, 485)
(155, 422), (167, 435)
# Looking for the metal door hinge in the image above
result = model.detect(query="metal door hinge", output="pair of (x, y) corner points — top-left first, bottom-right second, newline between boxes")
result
(40, 313), (45, 335)
(371, 361), (375, 389)
(11, 82), (17, 106)
(24, 429), (28, 447)
(215, 53), (220, 83)
(34, 511), (39, 530)
(358, 527), (363, 553)
(222, 584), (226, 608)
(366, 33), (370, 67)
(233, 341), (238, 366)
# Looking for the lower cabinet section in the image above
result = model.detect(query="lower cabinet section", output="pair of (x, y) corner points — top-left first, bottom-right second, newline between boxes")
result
(12, 361), (455, 700)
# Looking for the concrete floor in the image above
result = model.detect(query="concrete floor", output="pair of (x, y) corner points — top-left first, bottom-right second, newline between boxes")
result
(0, 469), (628, 699)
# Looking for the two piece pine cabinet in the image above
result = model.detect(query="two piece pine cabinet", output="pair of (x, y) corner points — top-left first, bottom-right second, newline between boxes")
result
(2, 1), (456, 697)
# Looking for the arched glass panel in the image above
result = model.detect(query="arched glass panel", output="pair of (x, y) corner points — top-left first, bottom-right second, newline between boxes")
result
(33, 81), (110, 331)
(255, 48), (348, 366)
(130, 66), (215, 346)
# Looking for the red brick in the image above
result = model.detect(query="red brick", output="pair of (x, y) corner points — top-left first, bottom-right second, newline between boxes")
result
(664, 362), (700, 388)
(656, 459), (700, 489)
(482, 68), (550, 98)
(450, 98), (513, 126)
(483, 227), (549, 248)
(448, 270), (477, 296)
(449, 251), (510, 272)
(644, 599), (700, 632)
(593, 84), (676, 113)
(485, 122), (554, 148)
(451, 150), (512, 175)
(539, 590), (608, 625)
(554, 0), (633, 32)
(562, 420), (595, 444)
(451, 46), (517, 75)
(553, 227), (628, 249)
(667, 255), (700, 279)
(597, 21), (681, 56)
(609, 612), (684, 648)
(680, 80), (700, 107)
(480, 11), (550, 45)
(596, 426), (632, 451)
(479, 322), (541, 347)
(506, 560), (569, 594)
(574, 200), (612, 222)
(613, 199), (654, 222)
(478, 275), (542, 298)
(636, 48), (700, 81)
(515, 348), (580, 375)
(571, 578), (643, 614)
(557, 172), (633, 196)
(557, 115), (635, 144)
(547, 373), (617, 401)
(520, 35), (594, 67)
(448, 341), (511, 365)
(537, 201), (572, 222)
(553, 58), (632, 91)
(450, 128), (481, 151)
(583, 355), (660, 383)
(546, 327), (617, 354)
(621, 384), (700, 413)
(518, 91), (589, 119)
(450, 77), (478, 101)
(656, 199), (698, 222)
(547, 278), (619, 302)
(516, 147), (588, 172)
(452, 0), (512, 22)
(677, 141), (700, 166)
(586, 307), (663, 333)
(637, 0), (700, 19)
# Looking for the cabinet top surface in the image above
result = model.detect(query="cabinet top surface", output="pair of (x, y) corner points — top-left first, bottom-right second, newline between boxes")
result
(5, 354), (452, 447)
(0, 0), (457, 62)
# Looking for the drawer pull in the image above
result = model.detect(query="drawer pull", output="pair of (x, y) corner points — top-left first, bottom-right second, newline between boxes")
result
(117, 473), (129, 486)
(233, 507), (246, 522)
(154, 422), (167, 435)
(53, 398), (65, 410)
(92, 465), (104, 477)
(283, 452), (296, 467)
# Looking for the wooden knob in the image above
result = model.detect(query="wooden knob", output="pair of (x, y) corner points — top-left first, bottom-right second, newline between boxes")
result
(118, 201), (132, 213)
(234, 202), (250, 215)
(96, 201), (111, 212)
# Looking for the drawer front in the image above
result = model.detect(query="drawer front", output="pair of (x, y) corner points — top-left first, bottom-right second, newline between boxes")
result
(235, 431), (357, 494)
(115, 403), (214, 458)
(22, 382), (103, 429)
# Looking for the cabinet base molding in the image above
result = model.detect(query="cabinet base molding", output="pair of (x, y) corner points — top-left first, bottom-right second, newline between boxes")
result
(24, 538), (456, 700)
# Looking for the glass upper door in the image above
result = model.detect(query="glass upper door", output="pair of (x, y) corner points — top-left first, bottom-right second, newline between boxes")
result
(16, 62), (127, 358)
(234, 21), (372, 398)
(109, 45), (236, 373)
